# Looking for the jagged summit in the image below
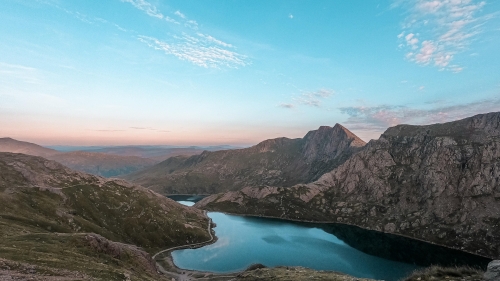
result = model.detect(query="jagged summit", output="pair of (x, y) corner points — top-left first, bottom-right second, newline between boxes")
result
(196, 111), (500, 259)
(125, 124), (366, 195)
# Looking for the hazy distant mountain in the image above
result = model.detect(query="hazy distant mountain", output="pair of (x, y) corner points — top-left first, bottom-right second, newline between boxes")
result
(0, 137), (58, 157)
(47, 145), (243, 161)
(125, 124), (366, 194)
(0, 152), (210, 280)
(196, 112), (500, 259)
(48, 151), (159, 177)
(0, 138), (158, 177)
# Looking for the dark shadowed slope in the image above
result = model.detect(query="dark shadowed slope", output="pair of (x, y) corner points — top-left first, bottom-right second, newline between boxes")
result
(125, 124), (366, 195)
(196, 112), (500, 259)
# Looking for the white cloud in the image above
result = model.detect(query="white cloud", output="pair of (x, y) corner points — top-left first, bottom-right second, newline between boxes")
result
(122, 0), (164, 19)
(185, 19), (198, 30)
(0, 62), (40, 84)
(165, 16), (180, 24)
(414, 40), (437, 64)
(279, 89), (335, 109)
(197, 33), (234, 48)
(289, 14), (294, 19)
(339, 97), (500, 138)
(294, 89), (335, 107)
(120, 0), (247, 68)
(137, 35), (249, 68)
(175, 10), (186, 19)
(397, 0), (490, 72)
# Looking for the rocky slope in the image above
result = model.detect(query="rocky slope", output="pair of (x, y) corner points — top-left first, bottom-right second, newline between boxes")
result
(0, 138), (158, 177)
(125, 124), (366, 194)
(196, 112), (500, 260)
(0, 152), (210, 280)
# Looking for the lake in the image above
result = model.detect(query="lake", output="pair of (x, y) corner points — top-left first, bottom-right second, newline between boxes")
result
(170, 196), (419, 281)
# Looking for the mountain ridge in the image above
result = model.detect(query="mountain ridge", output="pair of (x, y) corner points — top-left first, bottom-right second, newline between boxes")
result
(125, 124), (366, 195)
(195, 111), (500, 259)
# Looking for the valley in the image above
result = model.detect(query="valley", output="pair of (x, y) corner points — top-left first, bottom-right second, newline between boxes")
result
(1, 112), (499, 281)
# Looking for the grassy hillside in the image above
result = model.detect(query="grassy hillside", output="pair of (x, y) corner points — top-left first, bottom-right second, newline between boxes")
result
(0, 152), (210, 280)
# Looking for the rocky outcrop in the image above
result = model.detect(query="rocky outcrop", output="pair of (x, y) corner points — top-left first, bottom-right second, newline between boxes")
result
(196, 112), (500, 259)
(484, 260), (500, 281)
(125, 124), (366, 194)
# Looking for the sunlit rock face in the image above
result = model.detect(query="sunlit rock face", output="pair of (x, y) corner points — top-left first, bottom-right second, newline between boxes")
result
(196, 112), (500, 259)
(125, 124), (366, 194)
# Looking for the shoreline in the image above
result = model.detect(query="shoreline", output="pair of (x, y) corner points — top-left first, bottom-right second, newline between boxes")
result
(152, 210), (239, 280)
(199, 209), (493, 261)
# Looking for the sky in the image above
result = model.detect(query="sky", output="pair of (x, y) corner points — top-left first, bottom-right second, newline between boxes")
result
(1, 0), (500, 146)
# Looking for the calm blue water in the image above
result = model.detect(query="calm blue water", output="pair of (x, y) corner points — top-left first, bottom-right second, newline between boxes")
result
(172, 211), (419, 281)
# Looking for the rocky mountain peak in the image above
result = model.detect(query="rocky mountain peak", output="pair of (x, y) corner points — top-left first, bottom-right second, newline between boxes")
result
(302, 124), (366, 162)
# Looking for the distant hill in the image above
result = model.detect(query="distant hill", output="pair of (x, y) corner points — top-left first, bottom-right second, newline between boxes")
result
(196, 112), (500, 260)
(0, 138), (158, 177)
(0, 152), (210, 280)
(48, 151), (158, 177)
(124, 124), (366, 194)
(0, 137), (58, 157)
(47, 145), (243, 161)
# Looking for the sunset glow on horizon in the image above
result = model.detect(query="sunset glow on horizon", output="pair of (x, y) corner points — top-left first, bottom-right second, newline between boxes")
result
(2, 0), (500, 146)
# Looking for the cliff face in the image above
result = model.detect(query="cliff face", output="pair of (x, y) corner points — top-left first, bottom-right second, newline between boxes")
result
(124, 124), (366, 195)
(196, 112), (500, 259)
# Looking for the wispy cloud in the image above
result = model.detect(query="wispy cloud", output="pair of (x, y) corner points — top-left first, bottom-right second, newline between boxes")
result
(122, 0), (247, 68)
(279, 89), (335, 109)
(339, 97), (500, 137)
(130, 127), (170, 132)
(122, 0), (164, 19)
(395, 0), (492, 72)
(0, 62), (41, 85)
(138, 35), (249, 68)
(93, 129), (125, 132)
(130, 126), (155, 130)
(174, 10), (186, 19)
(295, 89), (335, 107)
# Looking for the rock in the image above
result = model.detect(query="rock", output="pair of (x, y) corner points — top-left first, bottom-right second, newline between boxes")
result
(484, 260), (500, 281)
(125, 124), (366, 194)
(196, 112), (500, 259)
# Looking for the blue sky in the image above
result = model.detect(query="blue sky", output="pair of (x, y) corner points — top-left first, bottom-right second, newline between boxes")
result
(1, 0), (499, 145)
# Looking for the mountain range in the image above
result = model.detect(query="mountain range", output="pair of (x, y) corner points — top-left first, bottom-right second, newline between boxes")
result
(195, 112), (500, 260)
(0, 138), (158, 177)
(124, 124), (366, 194)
